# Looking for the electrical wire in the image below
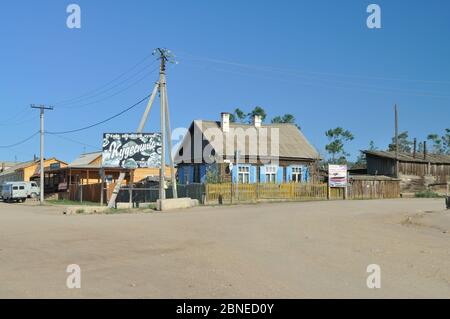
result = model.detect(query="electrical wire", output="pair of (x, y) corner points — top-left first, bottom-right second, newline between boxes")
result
(46, 94), (151, 135)
(183, 57), (450, 99)
(57, 60), (158, 108)
(46, 132), (100, 150)
(0, 114), (39, 127)
(52, 52), (156, 106)
(0, 131), (40, 149)
(56, 66), (159, 109)
(178, 51), (450, 85)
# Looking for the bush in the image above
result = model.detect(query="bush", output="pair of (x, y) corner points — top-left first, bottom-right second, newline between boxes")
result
(415, 190), (442, 198)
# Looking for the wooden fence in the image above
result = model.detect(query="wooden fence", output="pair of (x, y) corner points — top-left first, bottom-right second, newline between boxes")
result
(205, 180), (399, 204)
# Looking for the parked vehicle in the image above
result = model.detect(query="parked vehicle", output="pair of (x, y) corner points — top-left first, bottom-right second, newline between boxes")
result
(23, 181), (40, 198)
(1, 182), (28, 203)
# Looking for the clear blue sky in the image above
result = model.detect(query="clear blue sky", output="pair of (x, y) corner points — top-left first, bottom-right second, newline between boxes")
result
(0, 0), (449, 163)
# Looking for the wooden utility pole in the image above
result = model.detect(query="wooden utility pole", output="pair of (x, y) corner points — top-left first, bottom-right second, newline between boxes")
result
(394, 104), (399, 178)
(31, 104), (53, 204)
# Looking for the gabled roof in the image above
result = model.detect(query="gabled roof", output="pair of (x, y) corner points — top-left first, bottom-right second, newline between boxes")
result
(0, 158), (67, 176)
(364, 150), (450, 164)
(176, 120), (320, 162)
(69, 152), (102, 168)
(0, 160), (36, 176)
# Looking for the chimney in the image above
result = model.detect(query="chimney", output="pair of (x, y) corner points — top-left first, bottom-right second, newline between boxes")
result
(423, 141), (427, 160)
(221, 112), (230, 133)
(413, 138), (417, 158)
(253, 115), (262, 128)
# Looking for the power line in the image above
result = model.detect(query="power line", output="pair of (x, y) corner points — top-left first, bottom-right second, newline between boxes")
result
(46, 132), (100, 150)
(47, 94), (151, 135)
(57, 61), (158, 108)
(184, 58), (450, 99)
(0, 114), (39, 127)
(178, 51), (450, 85)
(52, 52), (156, 106)
(57, 66), (160, 109)
(0, 131), (39, 148)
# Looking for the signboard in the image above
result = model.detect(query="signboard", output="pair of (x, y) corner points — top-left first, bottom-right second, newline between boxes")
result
(328, 164), (348, 187)
(50, 163), (61, 170)
(102, 133), (162, 169)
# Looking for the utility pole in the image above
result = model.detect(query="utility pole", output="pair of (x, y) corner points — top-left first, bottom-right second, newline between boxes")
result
(154, 48), (178, 200)
(107, 48), (178, 209)
(31, 104), (53, 204)
(394, 104), (399, 178)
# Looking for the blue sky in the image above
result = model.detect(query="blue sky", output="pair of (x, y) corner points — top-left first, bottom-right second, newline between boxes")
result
(0, 0), (449, 163)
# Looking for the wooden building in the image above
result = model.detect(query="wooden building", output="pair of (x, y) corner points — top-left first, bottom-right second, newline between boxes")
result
(0, 158), (67, 184)
(175, 113), (321, 184)
(363, 150), (450, 193)
(41, 151), (172, 193)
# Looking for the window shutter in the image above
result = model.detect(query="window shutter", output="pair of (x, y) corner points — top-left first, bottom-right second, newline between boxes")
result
(200, 165), (207, 183)
(286, 166), (293, 182)
(232, 165), (238, 183)
(259, 166), (266, 183)
(277, 166), (284, 184)
(178, 167), (184, 184)
(304, 166), (310, 182)
(189, 166), (194, 184)
(250, 165), (257, 184)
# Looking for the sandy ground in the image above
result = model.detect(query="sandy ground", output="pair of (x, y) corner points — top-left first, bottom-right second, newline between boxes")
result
(0, 198), (449, 299)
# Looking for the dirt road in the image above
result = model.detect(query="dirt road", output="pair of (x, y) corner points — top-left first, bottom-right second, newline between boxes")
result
(0, 199), (448, 298)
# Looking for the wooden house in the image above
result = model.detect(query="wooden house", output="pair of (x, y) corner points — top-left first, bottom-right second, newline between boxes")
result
(175, 113), (321, 184)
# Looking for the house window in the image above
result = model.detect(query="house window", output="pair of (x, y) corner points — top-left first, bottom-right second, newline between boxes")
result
(292, 166), (303, 183)
(238, 166), (250, 184)
(265, 166), (277, 183)
(193, 165), (200, 183)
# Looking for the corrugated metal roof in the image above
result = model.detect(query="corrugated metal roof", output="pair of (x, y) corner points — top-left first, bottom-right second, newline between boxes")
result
(69, 152), (102, 167)
(182, 120), (320, 160)
(364, 150), (450, 164)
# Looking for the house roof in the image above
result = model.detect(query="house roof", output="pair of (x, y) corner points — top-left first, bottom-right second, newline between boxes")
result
(177, 120), (320, 161)
(69, 152), (102, 167)
(0, 157), (67, 177)
(0, 160), (36, 176)
(363, 150), (450, 164)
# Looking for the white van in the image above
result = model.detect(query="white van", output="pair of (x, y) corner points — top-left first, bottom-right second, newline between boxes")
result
(1, 182), (28, 203)
(24, 181), (40, 198)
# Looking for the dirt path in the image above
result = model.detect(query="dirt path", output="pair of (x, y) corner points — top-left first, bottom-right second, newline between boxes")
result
(0, 198), (448, 298)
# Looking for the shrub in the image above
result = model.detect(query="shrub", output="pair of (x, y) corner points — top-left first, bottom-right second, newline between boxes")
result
(415, 190), (442, 198)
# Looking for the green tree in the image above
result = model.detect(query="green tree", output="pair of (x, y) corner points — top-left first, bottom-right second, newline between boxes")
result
(229, 108), (247, 123)
(247, 106), (267, 123)
(388, 131), (413, 153)
(443, 128), (450, 154)
(271, 114), (301, 130)
(325, 127), (354, 164)
(427, 133), (445, 154)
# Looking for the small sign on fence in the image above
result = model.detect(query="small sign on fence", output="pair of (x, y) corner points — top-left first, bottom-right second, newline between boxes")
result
(328, 164), (348, 188)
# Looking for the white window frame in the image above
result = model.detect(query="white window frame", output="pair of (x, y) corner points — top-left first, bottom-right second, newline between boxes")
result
(291, 166), (303, 183)
(265, 165), (277, 183)
(238, 165), (250, 184)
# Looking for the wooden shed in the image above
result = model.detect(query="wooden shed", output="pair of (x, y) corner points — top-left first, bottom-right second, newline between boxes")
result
(363, 150), (450, 193)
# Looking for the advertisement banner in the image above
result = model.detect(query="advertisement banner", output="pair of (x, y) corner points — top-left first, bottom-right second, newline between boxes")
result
(102, 133), (162, 169)
(328, 164), (348, 187)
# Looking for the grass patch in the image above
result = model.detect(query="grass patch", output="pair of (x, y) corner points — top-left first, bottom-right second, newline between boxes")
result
(415, 190), (443, 198)
(47, 199), (100, 206)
